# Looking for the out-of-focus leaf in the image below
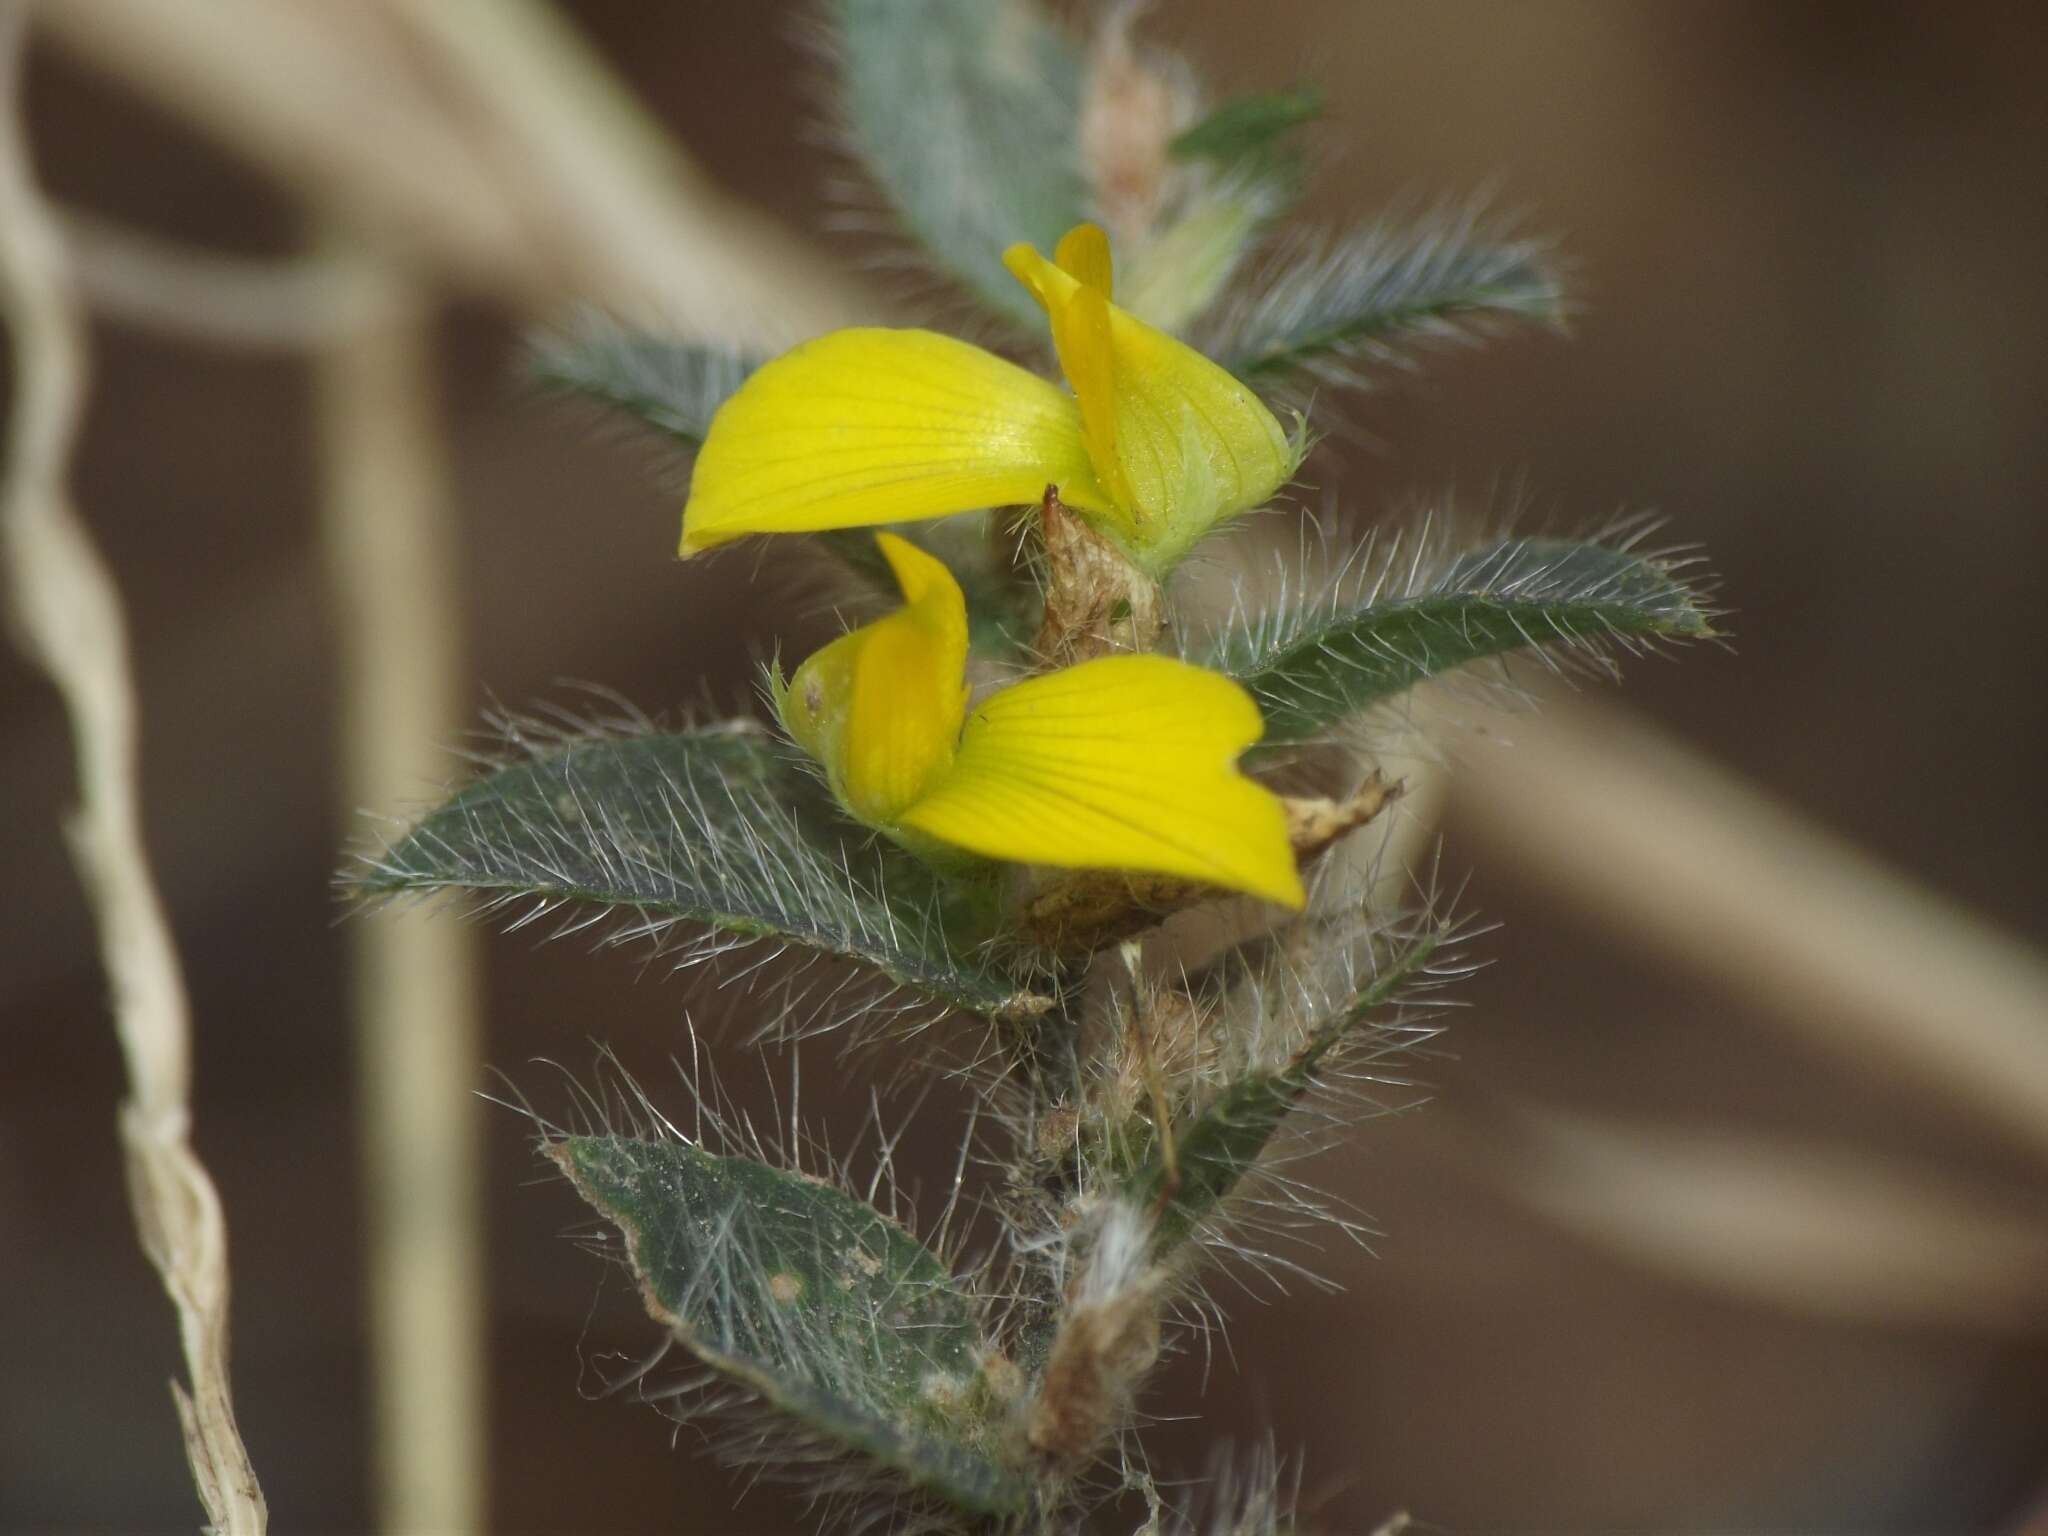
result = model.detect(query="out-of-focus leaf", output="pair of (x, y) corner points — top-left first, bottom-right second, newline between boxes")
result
(528, 319), (754, 450)
(1121, 89), (1321, 335)
(1203, 212), (1565, 389)
(831, 0), (1088, 330)
(1168, 87), (1321, 171)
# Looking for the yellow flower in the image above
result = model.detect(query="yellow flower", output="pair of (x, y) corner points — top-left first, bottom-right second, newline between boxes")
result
(683, 224), (1298, 574)
(776, 532), (1304, 907)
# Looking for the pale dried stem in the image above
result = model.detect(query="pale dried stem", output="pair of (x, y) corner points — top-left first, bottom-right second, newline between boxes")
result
(62, 208), (389, 350)
(1501, 1108), (2048, 1332)
(1450, 689), (2048, 1166)
(381, 0), (862, 343)
(35, 6), (872, 1526)
(41, 0), (871, 339)
(0, 6), (265, 1531)
(313, 247), (485, 1535)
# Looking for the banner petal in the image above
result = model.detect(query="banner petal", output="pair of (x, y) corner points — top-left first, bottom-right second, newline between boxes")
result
(683, 328), (1113, 555)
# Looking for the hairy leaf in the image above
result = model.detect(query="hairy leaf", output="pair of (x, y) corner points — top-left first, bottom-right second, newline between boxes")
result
(356, 724), (1047, 1022)
(1168, 87), (1320, 172)
(1121, 89), (1320, 336)
(1201, 211), (1565, 388)
(830, 0), (1089, 330)
(1130, 916), (1453, 1254)
(1115, 87), (1321, 334)
(1118, 177), (1280, 338)
(552, 1135), (1028, 1516)
(1213, 535), (1716, 745)
(529, 320), (754, 450)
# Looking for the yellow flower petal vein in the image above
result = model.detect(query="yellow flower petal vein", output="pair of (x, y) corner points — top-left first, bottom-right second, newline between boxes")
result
(682, 328), (1114, 555)
(779, 536), (1302, 905)
(898, 653), (1305, 907)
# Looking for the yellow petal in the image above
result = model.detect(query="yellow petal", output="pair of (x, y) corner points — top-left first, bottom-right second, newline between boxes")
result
(1031, 225), (1134, 513)
(1054, 221), (1114, 297)
(1002, 225), (1298, 569)
(897, 654), (1305, 906)
(777, 532), (970, 826)
(681, 328), (1116, 556)
(1051, 269), (1135, 523)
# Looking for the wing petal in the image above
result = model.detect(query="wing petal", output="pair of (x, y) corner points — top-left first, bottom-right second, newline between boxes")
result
(778, 533), (971, 825)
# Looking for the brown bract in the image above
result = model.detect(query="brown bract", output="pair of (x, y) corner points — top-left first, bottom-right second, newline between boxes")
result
(1032, 486), (1162, 665)
(1023, 1271), (1163, 1473)
(1077, 2), (1183, 249)
(1282, 772), (1406, 863)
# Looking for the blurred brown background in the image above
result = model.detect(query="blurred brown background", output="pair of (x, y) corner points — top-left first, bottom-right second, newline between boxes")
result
(4, 2), (2046, 1532)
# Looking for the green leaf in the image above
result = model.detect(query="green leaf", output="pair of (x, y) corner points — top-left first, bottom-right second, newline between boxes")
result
(830, 0), (1089, 331)
(355, 723), (1048, 1022)
(1122, 90), (1321, 336)
(1118, 179), (1280, 337)
(1128, 916), (1452, 1255)
(1212, 535), (1716, 745)
(1168, 87), (1321, 170)
(551, 1135), (1029, 1517)
(1203, 211), (1565, 388)
(528, 319), (754, 450)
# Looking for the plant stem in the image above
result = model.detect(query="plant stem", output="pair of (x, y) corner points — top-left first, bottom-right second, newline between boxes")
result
(313, 242), (486, 1535)
(1451, 688), (2048, 1167)
(0, 7), (265, 1528)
